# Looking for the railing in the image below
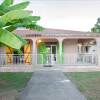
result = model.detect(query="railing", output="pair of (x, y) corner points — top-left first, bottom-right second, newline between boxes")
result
(36, 54), (58, 65)
(0, 54), (98, 66)
(0, 54), (33, 65)
(63, 54), (97, 66)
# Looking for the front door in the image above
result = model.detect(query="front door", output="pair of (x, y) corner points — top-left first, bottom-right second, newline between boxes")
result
(46, 45), (57, 64)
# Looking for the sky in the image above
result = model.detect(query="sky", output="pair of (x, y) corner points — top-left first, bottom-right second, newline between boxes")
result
(1, 0), (100, 32)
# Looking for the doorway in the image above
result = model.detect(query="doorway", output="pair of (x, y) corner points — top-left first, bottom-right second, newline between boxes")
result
(46, 45), (57, 64)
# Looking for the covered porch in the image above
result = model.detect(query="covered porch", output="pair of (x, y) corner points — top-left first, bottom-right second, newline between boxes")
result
(36, 38), (97, 66)
(62, 38), (97, 65)
(0, 37), (99, 67)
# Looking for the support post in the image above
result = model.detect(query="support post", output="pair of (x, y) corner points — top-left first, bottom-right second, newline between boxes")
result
(58, 39), (63, 64)
(96, 38), (100, 67)
(32, 39), (37, 65)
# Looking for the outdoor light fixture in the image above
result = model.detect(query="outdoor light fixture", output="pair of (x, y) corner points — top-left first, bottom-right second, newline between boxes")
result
(36, 39), (43, 47)
(37, 39), (42, 43)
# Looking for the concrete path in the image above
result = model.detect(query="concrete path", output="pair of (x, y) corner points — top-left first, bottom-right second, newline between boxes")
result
(19, 71), (87, 100)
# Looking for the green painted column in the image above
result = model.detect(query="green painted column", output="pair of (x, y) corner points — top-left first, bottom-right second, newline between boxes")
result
(59, 40), (63, 64)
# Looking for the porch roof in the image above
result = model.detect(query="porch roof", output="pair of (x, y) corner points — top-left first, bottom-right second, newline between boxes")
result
(14, 28), (100, 37)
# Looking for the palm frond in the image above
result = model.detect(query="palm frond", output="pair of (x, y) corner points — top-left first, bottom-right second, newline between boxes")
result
(6, 22), (44, 32)
(6, 1), (29, 11)
(0, 9), (5, 16)
(14, 34), (28, 46)
(0, 0), (43, 50)
(6, 16), (40, 26)
(26, 24), (44, 31)
(0, 10), (32, 27)
(0, 28), (23, 49)
(0, 0), (13, 8)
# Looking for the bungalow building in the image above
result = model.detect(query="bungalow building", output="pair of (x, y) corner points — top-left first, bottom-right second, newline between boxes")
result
(0, 28), (100, 70)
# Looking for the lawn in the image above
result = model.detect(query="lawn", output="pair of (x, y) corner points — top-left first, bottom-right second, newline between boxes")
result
(0, 72), (32, 93)
(64, 72), (100, 100)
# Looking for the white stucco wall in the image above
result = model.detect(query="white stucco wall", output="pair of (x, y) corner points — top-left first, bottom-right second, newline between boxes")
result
(63, 39), (78, 64)
(63, 39), (78, 54)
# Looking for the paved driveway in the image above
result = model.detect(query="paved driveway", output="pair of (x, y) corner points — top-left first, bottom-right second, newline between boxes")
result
(19, 70), (87, 100)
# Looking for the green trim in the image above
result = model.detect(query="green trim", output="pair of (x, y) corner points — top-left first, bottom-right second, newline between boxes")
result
(57, 44), (60, 64)
(57, 42), (63, 64)
(37, 42), (63, 64)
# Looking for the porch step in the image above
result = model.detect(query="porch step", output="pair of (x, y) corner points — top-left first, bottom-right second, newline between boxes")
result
(43, 64), (53, 67)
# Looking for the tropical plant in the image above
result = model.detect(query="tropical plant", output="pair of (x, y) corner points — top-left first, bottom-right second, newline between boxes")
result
(91, 18), (100, 33)
(0, 0), (43, 50)
(38, 42), (47, 64)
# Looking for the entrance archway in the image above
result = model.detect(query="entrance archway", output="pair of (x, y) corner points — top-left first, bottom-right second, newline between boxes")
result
(36, 38), (59, 65)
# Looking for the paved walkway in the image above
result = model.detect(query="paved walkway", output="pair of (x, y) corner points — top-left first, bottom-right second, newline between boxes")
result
(19, 71), (87, 100)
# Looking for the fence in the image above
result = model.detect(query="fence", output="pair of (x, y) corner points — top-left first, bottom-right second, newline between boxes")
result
(0, 54), (97, 66)
(63, 54), (97, 66)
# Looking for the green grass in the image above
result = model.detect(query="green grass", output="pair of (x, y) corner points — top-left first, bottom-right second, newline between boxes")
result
(64, 72), (100, 100)
(0, 72), (33, 93)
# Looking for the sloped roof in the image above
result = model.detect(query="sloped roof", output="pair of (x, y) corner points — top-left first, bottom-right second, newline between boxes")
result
(15, 28), (100, 37)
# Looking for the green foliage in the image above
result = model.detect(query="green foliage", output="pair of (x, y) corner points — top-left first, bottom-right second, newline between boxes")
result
(13, 49), (23, 54)
(0, 0), (43, 51)
(91, 18), (100, 33)
(0, 10), (31, 26)
(0, 1), (29, 15)
(0, 0), (13, 15)
(14, 34), (27, 46)
(0, 43), (4, 47)
(26, 24), (43, 31)
(5, 16), (43, 32)
(1, 0), (13, 8)
(0, 28), (23, 49)
(38, 42), (47, 64)
(6, 1), (29, 11)
(38, 42), (47, 53)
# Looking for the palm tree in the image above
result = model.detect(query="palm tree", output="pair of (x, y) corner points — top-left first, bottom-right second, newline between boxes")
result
(0, 0), (43, 50)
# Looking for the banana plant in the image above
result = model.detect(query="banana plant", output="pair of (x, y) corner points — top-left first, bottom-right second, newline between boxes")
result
(0, 0), (43, 50)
